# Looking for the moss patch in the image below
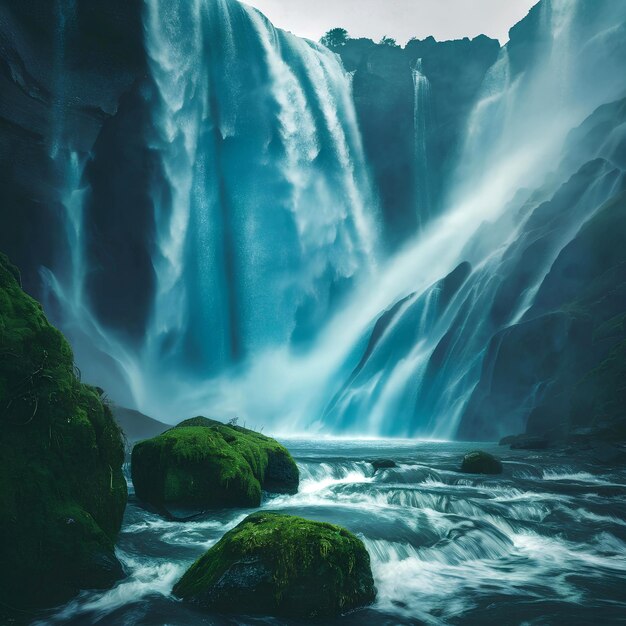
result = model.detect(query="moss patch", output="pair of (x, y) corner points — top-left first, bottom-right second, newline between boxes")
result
(0, 253), (127, 610)
(131, 416), (299, 511)
(173, 511), (376, 618)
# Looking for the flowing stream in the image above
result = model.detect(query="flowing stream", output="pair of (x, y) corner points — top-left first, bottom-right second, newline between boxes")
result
(34, 440), (626, 625)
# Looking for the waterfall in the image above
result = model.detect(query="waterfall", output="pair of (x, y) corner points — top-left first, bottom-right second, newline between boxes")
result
(42, 0), (626, 435)
(45, 0), (380, 419)
(50, 0), (77, 160)
(412, 59), (431, 227)
(138, 0), (379, 402)
(305, 0), (626, 438)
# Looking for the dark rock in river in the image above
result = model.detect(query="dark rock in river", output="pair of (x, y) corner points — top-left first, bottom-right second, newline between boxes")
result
(131, 417), (299, 513)
(461, 451), (503, 475)
(370, 459), (398, 471)
(173, 511), (376, 618)
(499, 434), (551, 450)
(0, 253), (127, 609)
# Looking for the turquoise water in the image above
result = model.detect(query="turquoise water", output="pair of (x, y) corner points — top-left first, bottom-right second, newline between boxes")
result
(35, 440), (626, 625)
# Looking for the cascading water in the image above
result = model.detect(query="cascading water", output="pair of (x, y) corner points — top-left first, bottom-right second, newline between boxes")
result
(45, 0), (380, 418)
(39, 440), (626, 625)
(301, 0), (626, 438)
(43, 0), (626, 437)
(140, 0), (379, 383)
(23, 2), (626, 623)
(412, 58), (432, 227)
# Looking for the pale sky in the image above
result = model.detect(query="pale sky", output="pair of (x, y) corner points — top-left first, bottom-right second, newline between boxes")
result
(243, 0), (538, 45)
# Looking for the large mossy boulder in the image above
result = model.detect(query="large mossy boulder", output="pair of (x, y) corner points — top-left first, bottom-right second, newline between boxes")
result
(0, 253), (127, 609)
(173, 512), (376, 618)
(131, 417), (299, 512)
(460, 450), (503, 475)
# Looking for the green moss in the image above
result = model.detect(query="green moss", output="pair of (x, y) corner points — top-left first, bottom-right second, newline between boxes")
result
(0, 253), (127, 610)
(131, 417), (299, 510)
(173, 512), (376, 618)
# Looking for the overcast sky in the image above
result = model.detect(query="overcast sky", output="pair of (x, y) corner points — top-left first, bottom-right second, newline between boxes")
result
(243, 0), (538, 45)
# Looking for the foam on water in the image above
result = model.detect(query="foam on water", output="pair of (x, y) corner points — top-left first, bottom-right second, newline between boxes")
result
(35, 553), (185, 624)
(38, 440), (626, 626)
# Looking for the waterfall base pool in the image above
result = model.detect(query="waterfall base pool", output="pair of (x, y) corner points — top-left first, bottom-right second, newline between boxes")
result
(34, 440), (626, 625)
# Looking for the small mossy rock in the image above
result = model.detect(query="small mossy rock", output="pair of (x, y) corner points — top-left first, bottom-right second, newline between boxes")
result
(0, 253), (127, 609)
(131, 417), (299, 511)
(173, 512), (376, 618)
(460, 450), (503, 474)
(370, 459), (397, 471)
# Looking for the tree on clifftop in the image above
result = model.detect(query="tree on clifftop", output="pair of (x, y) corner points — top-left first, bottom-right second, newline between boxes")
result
(379, 35), (399, 47)
(321, 28), (349, 48)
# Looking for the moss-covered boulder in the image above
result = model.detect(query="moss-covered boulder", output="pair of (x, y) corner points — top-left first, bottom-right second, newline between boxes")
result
(460, 450), (503, 474)
(0, 253), (127, 609)
(131, 417), (299, 512)
(173, 512), (376, 618)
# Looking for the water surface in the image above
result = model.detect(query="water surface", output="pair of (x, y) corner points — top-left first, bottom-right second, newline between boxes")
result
(36, 440), (626, 625)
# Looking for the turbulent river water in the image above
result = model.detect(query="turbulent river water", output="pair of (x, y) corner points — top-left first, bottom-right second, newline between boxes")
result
(33, 440), (626, 626)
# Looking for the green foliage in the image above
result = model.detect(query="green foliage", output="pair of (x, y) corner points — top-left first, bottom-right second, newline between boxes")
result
(131, 416), (299, 510)
(379, 35), (399, 47)
(173, 512), (376, 618)
(0, 253), (127, 610)
(320, 27), (349, 48)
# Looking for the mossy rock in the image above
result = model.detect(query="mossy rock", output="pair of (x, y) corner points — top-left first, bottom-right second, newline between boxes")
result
(173, 512), (376, 618)
(0, 253), (127, 609)
(131, 417), (299, 512)
(460, 450), (503, 474)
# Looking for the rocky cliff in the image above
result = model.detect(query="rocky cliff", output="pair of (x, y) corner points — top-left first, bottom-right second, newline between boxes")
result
(0, 0), (146, 297)
(333, 35), (499, 246)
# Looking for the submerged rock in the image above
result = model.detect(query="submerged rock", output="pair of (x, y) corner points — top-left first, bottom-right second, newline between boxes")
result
(460, 450), (503, 475)
(173, 511), (376, 618)
(0, 253), (127, 609)
(131, 417), (299, 512)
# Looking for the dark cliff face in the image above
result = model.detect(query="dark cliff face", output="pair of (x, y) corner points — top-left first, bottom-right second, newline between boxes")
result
(0, 0), (146, 297)
(82, 84), (161, 340)
(338, 40), (415, 244)
(457, 98), (626, 442)
(333, 35), (500, 247)
(404, 36), (500, 216)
